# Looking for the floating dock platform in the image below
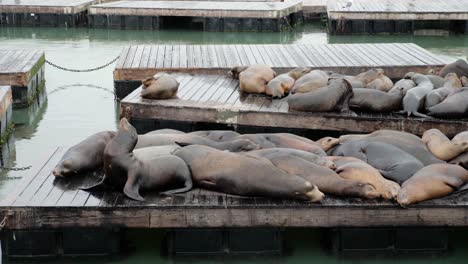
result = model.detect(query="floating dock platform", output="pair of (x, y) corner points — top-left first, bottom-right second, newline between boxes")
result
(88, 0), (303, 31)
(328, 0), (468, 34)
(0, 49), (45, 107)
(121, 72), (467, 137)
(113, 43), (448, 99)
(0, 0), (105, 27)
(0, 86), (13, 144)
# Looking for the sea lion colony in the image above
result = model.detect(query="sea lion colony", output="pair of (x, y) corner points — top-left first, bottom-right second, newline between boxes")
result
(54, 121), (468, 207)
(143, 60), (467, 119)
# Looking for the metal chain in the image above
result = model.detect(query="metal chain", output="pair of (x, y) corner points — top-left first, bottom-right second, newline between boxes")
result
(0, 165), (32, 171)
(46, 55), (120, 72)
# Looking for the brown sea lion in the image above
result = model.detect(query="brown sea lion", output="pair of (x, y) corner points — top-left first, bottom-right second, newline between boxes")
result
(288, 78), (355, 115)
(461, 76), (468, 87)
(427, 87), (468, 118)
(422, 129), (468, 161)
(266, 67), (311, 98)
(135, 133), (259, 152)
(173, 145), (324, 202)
(145, 129), (185, 135)
(239, 64), (276, 94)
(350, 88), (403, 112)
(452, 131), (468, 144)
(425, 73), (462, 110)
(246, 148), (336, 170)
(141, 75), (179, 100)
(327, 156), (401, 200)
(388, 79), (416, 95)
(290, 70), (331, 94)
(397, 164), (468, 206)
(366, 74), (393, 92)
(189, 130), (241, 142)
(228, 66), (249, 79)
(399, 72), (434, 118)
(438, 59), (468, 78)
(83, 119), (193, 201)
(316, 137), (340, 151)
(52, 131), (116, 177)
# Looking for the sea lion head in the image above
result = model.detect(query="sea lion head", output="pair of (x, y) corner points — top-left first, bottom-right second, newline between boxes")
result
(444, 73), (462, 88)
(228, 66), (249, 79)
(403, 72), (416, 79)
(115, 118), (138, 153)
(230, 139), (261, 152)
(141, 77), (155, 88)
(288, 67), (312, 80)
(316, 137), (340, 151)
(52, 159), (77, 178)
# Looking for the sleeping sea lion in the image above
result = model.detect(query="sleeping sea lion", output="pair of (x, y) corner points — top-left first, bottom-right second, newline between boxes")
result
(427, 87), (468, 118)
(425, 75), (445, 89)
(189, 130), (241, 142)
(83, 118), (193, 201)
(388, 79), (416, 95)
(145, 129), (185, 135)
(239, 64), (276, 94)
(452, 131), (468, 144)
(141, 75), (179, 100)
(422, 129), (468, 161)
(397, 164), (468, 206)
(52, 131), (116, 177)
(327, 156), (401, 200)
(316, 137), (340, 151)
(350, 88), (403, 112)
(399, 72), (434, 118)
(438, 59), (468, 78)
(290, 70), (331, 94)
(173, 145), (324, 202)
(288, 78), (355, 114)
(228, 66), (249, 79)
(246, 148), (336, 170)
(425, 73), (462, 110)
(266, 67), (311, 98)
(135, 133), (260, 152)
(365, 74), (393, 92)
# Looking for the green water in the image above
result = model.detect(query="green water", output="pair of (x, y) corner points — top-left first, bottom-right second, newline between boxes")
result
(1, 22), (468, 263)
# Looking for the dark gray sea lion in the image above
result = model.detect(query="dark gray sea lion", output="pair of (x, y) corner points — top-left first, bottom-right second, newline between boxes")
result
(141, 75), (179, 100)
(52, 131), (115, 177)
(422, 129), (468, 161)
(425, 73), (462, 110)
(135, 133), (260, 152)
(388, 79), (416, 95)
(288, 78), (355, 114)
(133, 145), (180, 160)
(330, 140), (424, 183)
(290, 70), (331, 94)
(239, 64), (276, 94)
(350, 88), (403, 112)
(427, 87), (468, 118)
(438, 59), (468, 78)
(173, 145), (325, 202)
(189, 130), (241, 142)
(426, 75), (445, 88)
(397, 164), (468, 206)
(399, 72), (434, 118)
(145, 129), (185, 135)
(266, 67), (311, 98)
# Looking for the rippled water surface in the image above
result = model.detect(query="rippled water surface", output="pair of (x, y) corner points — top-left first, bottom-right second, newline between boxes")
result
(0, 23), (467, 263)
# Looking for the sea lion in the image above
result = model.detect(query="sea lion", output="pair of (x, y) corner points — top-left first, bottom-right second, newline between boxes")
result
(228, 66), (249, 79)
(316, 136), (340, 151)
(330, 140), (424, 183)
(173, 145), (325, 202)
(133, 145), (180, 161)
(246, 148), (336, 170)
(397, 164), (468, 206)
(452, 131), (468, 145)
(189, 130), (241, 142)
(366, 74), (393, 92)
(425, 73), (462, 110)
(135, 133), (260, 152)
(449, 152), (468, 169)
(266, 67), (311, 98)
(84, 118), (193, 201)
(341, 68), (384, 88)
(425, 75), (445, 89)
(145, 129), (185, 135)
(462, 76), (468, 87)
(141, 75), (179, 100)
(422, 129), (468, 161)
(438, 59), (468, 78)
(427, 87), (468, 118)
(52, 131), (116, 177)
(290, 70), (330, 94)
(350, 88), (403, 112)
(388, 79), (416, 95)
(399, 72), (434, 118)
(327, 156), (401, 200)
(288, 78), (355, 114)
(239, 64), (276, 94)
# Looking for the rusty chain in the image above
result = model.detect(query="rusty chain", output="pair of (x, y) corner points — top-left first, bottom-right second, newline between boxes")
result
(46, 55), (120, 72)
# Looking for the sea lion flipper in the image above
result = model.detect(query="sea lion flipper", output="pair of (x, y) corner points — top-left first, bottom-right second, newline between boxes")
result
(412, 112), (431, 119)
(123, 170), (145, 201)
(162, 172), (194, 195)
(80, 177), (107, 191)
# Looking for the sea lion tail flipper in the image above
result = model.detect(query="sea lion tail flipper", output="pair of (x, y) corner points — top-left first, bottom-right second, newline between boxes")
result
(161, 170), (193, 195)
(123, 171), (145, 201)
(80, 178), (107, 191)
(412, 111), (431, 119)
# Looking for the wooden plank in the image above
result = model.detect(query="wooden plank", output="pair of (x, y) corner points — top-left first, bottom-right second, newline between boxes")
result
(138, 45), (151, 69)
(115, 46), (131, 69)
(155, 45), (166, 69)
(179, 45), (188, 69)
(172, 45), (180, 69)
(131, 45), (145, 69)
(123, 46), (137, 69)
(163, 45), (173, 69)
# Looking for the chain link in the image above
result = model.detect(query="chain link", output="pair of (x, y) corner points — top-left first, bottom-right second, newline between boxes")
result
(0, 165), (32, 171)
(46, 55), (120, 72)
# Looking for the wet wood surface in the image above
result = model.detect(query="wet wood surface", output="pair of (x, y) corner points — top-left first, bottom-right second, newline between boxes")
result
(0, 49), (45, 87)
(2, 147), (468, 229)
(328, 0), (468, 20)
(113, 43), (447, 81)
(0, 0), (104, 14)
(121, 72), (467, 137)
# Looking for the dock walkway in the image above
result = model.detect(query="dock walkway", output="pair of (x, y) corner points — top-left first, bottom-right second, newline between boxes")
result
(2, 146), (468, 230)
(113, 43), (448, 98)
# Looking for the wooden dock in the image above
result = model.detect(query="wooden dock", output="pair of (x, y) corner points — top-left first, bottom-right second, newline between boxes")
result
(328, 0), (468, 34)
(2, 146), (468, 230)
(0, 0), (105, 27)
(0, 86), (13, 145)
(88, 0), (303, 31)
(113, 43), (448, 99)
(121, 72), (467, 137)
(0, 49), (45, 107)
